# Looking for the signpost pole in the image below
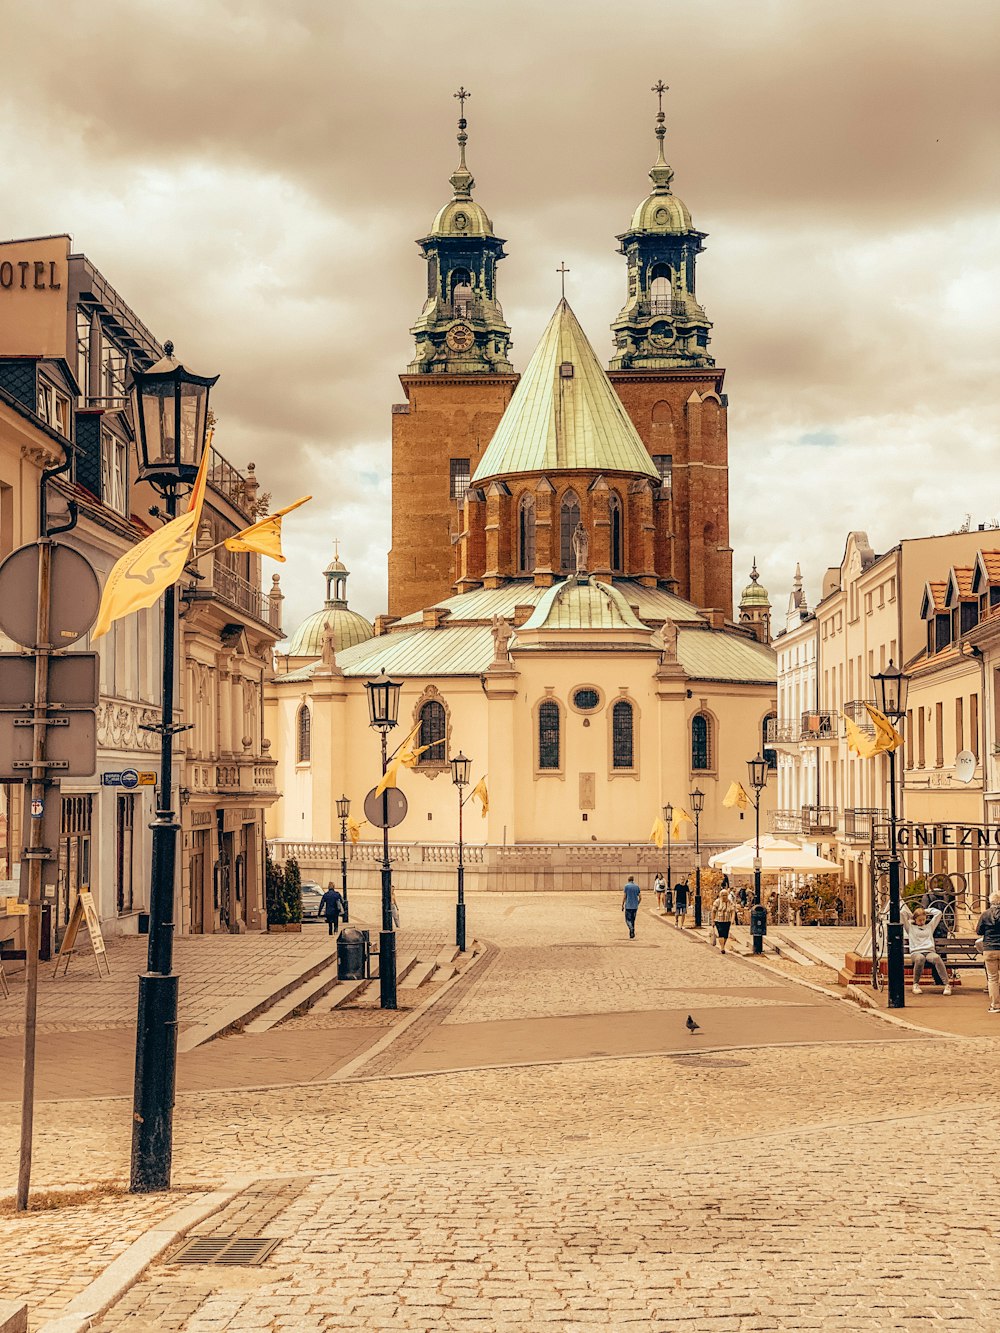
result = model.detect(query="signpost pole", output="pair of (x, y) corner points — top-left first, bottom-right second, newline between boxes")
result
(16, 540), (51, 1212)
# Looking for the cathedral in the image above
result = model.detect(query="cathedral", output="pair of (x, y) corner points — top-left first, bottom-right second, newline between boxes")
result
(267, 89), (776, 890)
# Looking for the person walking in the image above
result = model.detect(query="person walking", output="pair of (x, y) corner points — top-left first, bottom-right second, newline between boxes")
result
(318, 884), (345, 936)
(622, 875), (641, 939)
(673, 878), (689, 929)
(900, 901), (952, 995)
(975, 889), (1000, 1013)
(653, 871), (666, 913)
(712, 886), (737, 954)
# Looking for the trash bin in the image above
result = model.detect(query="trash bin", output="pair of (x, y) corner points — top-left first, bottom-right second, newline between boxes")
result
(750, 905), (767, 938)
(337, 927), (369, 980)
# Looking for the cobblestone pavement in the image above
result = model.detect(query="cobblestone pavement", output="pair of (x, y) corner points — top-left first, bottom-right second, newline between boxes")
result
(3, 891), (999, 1330)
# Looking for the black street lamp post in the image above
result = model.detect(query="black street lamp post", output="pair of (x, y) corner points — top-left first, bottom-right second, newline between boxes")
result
(872, 660), (909, 1009)
(747, 754), (769, 955)
(336, 794), (350, 923)
(663, 803), (673, 908)
(450, 752), (471, 951)
(690, 787), (705, 927)
(130, 342), (218, 1194)
(365, 671), (402, 1009)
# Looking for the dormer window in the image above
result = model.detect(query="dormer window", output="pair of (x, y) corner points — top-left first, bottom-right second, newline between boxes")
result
(559, 362), (574, 378)
(100, 428), (128, 516)
(36, 377), (71, 437)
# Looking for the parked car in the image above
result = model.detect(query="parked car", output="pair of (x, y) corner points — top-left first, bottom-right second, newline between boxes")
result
(300, 881), (324, 920)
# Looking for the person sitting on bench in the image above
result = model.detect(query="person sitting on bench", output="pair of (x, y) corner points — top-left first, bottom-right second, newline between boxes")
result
(901, 902), (952, 995)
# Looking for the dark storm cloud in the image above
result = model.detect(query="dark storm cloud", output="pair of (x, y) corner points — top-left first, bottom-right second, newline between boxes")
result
(1, 0), (998, 628)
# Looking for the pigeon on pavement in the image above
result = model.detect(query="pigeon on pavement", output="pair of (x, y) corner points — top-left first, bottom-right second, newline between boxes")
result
(686, 1015), (701, 1033)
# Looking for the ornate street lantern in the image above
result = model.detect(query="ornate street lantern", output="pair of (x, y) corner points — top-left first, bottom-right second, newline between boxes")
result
(871, 660), (909, 721)
(450, 752), (471, 789)
(365, 671), (402, 731)
(132, 341), (218, 485)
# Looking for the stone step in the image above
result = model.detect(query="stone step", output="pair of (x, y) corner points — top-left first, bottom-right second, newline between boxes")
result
(177, 942), (338, 1052)
(399, 958), (437, 990)
(243, 959), (343, 1032)
(314, 977), (370, 1011)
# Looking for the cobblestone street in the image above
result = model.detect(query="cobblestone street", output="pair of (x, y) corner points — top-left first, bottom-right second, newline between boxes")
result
(2, 890), (998, 1330)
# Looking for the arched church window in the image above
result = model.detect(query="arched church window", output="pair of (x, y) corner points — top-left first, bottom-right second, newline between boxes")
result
(296, 705), (311, 764)
(560, 490), (581, 572)
(418, 700), (447, 764)
(518, 495), (536, 574)
(691, 713), (712, 771)
(451, 268), (473, 317)
(609, 493), (623, 573)
(538, 700), (561, 771)
(612, 700), (634, 770)
(649, 266), (672, 315)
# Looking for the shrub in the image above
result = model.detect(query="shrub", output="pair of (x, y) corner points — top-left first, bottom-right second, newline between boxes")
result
(265, 848), (287, 926)
(284, 856), (303, 924)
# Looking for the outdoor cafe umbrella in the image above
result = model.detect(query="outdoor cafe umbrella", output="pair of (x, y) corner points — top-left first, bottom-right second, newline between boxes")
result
(708, 834), (841, 875)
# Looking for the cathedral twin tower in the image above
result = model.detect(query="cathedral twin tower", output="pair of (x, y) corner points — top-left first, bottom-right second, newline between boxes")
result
(388, 87), (733, 623)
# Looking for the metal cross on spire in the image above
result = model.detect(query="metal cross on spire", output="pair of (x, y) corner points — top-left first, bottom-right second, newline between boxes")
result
(651, 79), (668, 114)
(557, 262), (570, 298)
(454, 86), (471, 120)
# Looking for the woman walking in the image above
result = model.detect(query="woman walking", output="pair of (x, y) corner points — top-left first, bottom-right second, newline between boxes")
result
(976, 889), (1000, 1013)
(712, 886), (737, 954)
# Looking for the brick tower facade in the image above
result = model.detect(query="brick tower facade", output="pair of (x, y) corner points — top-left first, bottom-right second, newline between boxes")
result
(388, 92), (518, 617)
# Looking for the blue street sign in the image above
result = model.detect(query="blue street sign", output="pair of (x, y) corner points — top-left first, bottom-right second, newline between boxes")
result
(120, 769), (139, 788)
(101, 772), (123, 786)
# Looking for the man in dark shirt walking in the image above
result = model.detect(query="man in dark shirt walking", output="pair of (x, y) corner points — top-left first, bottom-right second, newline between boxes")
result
(622, 876), (641, 939)
(318, 884), (345, 936)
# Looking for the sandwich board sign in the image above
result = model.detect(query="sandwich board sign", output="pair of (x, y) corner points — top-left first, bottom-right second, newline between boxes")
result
(52, 888), (110, 979)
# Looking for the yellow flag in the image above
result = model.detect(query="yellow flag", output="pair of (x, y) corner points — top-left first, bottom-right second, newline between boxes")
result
(471, 777), (489, 817)
(92, 442), (212, 640)
(346, 816), (365, 845)
(723, 781), (750, 811)
(844, 712), (878, 759)
(865, 703), (903, 754)
(374, 723), (423, 797)
(649, 817), (665, 849)
(223, 495), (311, 562)
(671, 807), (693, 841)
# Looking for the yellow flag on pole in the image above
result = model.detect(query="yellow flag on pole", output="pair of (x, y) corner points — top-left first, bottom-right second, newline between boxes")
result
(346, 816), (366, 845)
(223, 495), (312, 562)
(649, 817), (665, 849)
(471, 777), (489, 817)
(671, 807), (693, 841)
(91, 440), (212, 640)
(865, 703), (904, 754)
(844, 712), (878, 759)
(723, 781), (750, 811)
(374, 722), (423, 797)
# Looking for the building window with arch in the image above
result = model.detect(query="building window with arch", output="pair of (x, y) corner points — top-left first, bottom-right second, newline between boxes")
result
(296, 705), (311, 764)
(538, 700), (561, 770)
(418, 698), (447, 764)
(518, 494), (536, 573)
(649, 265), (673, 314)
(611, 699), (634, 770)
(559, 490), (581, 572)
(609, 492), (623, 573)
(762, 712), (777, 770)
(691, 712), (712, 771)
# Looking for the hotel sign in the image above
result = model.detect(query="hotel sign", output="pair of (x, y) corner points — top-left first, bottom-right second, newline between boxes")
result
(0, 235), (71, 359)
(896, 823), (1000, 847)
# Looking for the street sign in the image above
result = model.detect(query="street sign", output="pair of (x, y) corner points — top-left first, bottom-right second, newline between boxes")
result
(0, 654), (98, 709)
(364, 785), (408, 829)
(121, 769), (139, 788)
(0, 710), (96, 780)
(0, 542), (100, 649)
(102, 770), (157, 787)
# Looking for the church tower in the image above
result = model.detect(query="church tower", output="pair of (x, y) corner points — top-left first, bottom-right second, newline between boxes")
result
(608, 83), (734, 616)
(388, 90), (519, 618)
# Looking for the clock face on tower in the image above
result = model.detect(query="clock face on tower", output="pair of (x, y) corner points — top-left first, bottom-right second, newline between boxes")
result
(446, 323), (474, 352)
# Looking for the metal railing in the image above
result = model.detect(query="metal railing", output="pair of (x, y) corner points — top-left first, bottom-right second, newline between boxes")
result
(213, 562), (279, 628)
(770, 809), (803, 833)
(843, 699), (877, 732)
(208, 448), (254, 518)
(844, 807), (881, 841)
(637, 296), (707, 321)
(765, 719), (801, 745)
(800, 711), (837, 741)
(802, 804), (838, 834)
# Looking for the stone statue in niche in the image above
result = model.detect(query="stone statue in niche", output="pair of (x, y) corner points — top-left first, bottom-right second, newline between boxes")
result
(490, 614), (514, 664)
(572, 521), (589, 577)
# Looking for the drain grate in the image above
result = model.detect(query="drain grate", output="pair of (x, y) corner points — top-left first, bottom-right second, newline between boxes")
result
(171, 1235), (281, 1266)
(669, 1054), (750, 1070)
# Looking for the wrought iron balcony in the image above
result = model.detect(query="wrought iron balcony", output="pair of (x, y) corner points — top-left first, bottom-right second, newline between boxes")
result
(800, 711), (837, 743)
(844, 807), (881, 841)
(213, 562), (281, 630)
(802, 804), (838, 835)
(843, 700), (877, 734)
(765, 718), (802, 747)
(770, 809), (803, 834)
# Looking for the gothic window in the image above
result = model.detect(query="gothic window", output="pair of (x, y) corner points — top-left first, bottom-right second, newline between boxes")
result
(612, 700), (634, 770)
(691, 713), (712, 771)
(538, 700), (561, 770)
(649, 266), (672, 314)
(518, 495), (536, 573)
(450, 458), (471, 501)
(609, 493), (623, 573)
(296, 705), (311, 763)
(559, 490), (581, 572)
(418, 699), (446, 763)
(762, 713), (777, 770)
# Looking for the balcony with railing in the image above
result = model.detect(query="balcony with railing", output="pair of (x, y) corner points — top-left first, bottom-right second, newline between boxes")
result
(213, 561), (281, 630)
(843, 807), (882, 842)
(637, 296), (707, 321)
(765, 718), (802, 749)
(801, 804), (838, 835)
(843, 700), (877, 733)
(770, 809), (804, 834)
(208, 448), (255, 518)
(800, 711), (837, 744)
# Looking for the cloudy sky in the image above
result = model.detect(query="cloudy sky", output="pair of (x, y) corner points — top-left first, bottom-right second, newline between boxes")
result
(2, 0), (998, 633)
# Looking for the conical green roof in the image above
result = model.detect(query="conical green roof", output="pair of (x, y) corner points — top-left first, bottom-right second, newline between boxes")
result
(472, 299), (659, 484)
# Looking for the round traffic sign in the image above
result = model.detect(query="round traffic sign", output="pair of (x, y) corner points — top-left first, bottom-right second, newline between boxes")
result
(0, 541), (101, 649)
(364, 786), (408, 829)
(120, 769), (139, 789)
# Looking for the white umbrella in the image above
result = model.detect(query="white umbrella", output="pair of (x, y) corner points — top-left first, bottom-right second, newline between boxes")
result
(708, 834), (840, 875)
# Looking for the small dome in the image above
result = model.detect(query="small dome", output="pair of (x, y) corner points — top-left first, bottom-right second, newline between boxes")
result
(740, 562), (770, 608)
(285, 607), (373, 659)
(325, 555), (348, 575)
(429, 197), (494, 238)
(629, 190), (693, 235)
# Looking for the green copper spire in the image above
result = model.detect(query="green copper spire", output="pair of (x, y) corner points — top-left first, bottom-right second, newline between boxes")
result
(449, 85), (474, 199)
(648, 79), (675, 192)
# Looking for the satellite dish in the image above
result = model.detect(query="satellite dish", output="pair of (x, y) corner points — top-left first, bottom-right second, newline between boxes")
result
(954, 750), (976, 784)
